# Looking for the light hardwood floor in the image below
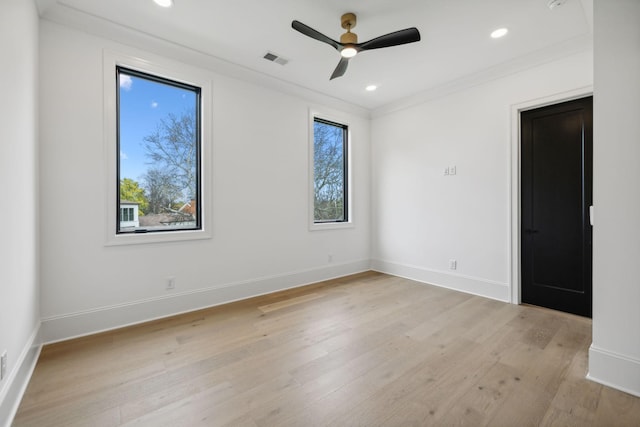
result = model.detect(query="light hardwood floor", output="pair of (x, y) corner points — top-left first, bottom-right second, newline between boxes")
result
(13, 272), (640, 426)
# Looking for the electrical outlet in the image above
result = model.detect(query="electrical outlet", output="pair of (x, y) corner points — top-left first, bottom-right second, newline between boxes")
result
(449, 165), (456, 175)
(166, 277), (176, 290)
(1, 351), (7, 381)
(444, 167), (450, 176)
(449, 259), (457, 270)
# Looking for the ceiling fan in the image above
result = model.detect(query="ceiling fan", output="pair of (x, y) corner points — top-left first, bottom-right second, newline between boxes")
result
(292, 13), (421, 80)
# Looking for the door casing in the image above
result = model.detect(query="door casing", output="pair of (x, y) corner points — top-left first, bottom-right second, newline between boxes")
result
(509, 86), (594, 305)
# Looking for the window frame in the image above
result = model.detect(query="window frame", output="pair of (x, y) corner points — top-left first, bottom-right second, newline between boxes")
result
(104, 50), (212, 246)
(116, 66), (202, 235)
(308, 110), (353, 231)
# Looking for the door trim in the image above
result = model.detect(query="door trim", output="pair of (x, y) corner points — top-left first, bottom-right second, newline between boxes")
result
(509, 86), (593, 305)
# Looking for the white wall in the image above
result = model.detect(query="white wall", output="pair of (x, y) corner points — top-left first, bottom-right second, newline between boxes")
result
(38, 21), (371, 342)
(588, 0), (640, 397)
(371, 50), (593, 302)
(0, 1), (41, 425)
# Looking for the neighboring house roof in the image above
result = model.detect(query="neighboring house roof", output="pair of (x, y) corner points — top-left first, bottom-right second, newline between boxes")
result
(178, 199), (196, 216)
(139, 212), (194, 227)
(139, 213), (173, 227)
(120, 200), (140, 205)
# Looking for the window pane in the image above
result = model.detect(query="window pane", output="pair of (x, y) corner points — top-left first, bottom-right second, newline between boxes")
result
(313, 118), (347, 222)
(117, 67), (201, 233)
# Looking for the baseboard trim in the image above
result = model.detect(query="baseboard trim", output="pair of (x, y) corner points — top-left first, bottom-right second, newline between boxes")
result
(41, 260), (371, 344)
(371, 259), (510, 302)
(587, 344), (640, 397)
(0, 324), (41, 427)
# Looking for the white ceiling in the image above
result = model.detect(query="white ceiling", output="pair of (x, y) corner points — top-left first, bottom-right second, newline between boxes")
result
(35, 0), (593, 111)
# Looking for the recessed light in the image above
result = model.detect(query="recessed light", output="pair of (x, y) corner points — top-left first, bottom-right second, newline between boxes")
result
(491, 28), (508, 39)
(366, 85), (377, 92)
(153, 0), (173, 7)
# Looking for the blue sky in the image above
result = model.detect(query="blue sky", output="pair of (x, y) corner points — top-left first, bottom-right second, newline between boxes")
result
(119, 72), (196, 182)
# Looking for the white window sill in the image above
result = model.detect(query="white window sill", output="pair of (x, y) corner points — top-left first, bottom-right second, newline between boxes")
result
(309, 221), (354, 232)
(105, 228), (212, 246)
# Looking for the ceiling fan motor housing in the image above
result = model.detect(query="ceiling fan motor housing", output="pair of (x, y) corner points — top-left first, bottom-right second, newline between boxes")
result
(340, 31), (357, 44)
(340, 12), (358, 44)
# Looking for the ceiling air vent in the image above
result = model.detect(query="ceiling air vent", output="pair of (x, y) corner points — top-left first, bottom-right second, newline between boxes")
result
(547, 0), (567, 9)
(263, 52), (289, 66)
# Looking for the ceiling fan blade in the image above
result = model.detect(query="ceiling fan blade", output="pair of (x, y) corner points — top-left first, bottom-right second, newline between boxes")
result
(330, 57), (350, 80)
(292, 20), (342, 51)
(358, 27), (421, 51)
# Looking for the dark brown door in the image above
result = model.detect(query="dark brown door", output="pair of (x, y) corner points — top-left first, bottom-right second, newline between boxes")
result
(521, 96), (593, 317)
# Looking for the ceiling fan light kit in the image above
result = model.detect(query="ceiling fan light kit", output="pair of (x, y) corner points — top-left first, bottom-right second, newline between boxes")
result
(292, 12), (421, 80)
(340, 47), (358, 58)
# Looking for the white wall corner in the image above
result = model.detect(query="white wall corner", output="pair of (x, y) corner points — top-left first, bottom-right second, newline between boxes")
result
(40, 260), (371, 344)
(587, 344), (640, 398)
(0, 324), (42, 427)
(371, 259), (510, 303)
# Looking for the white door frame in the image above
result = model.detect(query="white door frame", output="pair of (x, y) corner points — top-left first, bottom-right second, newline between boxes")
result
(509, 86), (594, 304)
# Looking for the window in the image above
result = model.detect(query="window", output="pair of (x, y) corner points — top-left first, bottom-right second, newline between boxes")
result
(116, 67), (201, 234)
(120, 207), (134, 222)
(104, 51), (211, 246)
(313, 117), (349, 224)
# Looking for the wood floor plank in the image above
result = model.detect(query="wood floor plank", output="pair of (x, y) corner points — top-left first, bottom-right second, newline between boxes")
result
(257, 293), (324, 313)
(592, 386), (640, 427)
(13, 272), (640, 426)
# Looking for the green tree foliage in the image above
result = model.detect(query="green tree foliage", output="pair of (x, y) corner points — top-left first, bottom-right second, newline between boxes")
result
(120, 178), (148, 215)
(143, 111), (197, 201)
(314, 120), (345, 221)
